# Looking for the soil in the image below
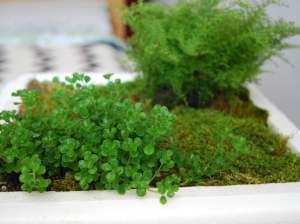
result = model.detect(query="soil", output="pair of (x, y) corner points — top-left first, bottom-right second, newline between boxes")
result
(0, 173), (20, 192)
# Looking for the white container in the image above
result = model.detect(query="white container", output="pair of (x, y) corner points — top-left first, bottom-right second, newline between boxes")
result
(0, 73), (299, 224)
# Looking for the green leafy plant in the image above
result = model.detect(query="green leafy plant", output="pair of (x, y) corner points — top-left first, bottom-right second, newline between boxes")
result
(125, 0), (300, 106)
(0, 73), (179, 203)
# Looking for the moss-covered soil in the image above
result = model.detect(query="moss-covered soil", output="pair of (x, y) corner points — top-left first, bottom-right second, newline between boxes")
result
(0, 79), (299, 192)
(172, 108), (300, 186)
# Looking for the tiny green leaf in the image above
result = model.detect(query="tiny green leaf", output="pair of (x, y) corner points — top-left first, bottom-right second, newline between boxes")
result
(160, 195), (167, 205)
(143, 145), (155, 155)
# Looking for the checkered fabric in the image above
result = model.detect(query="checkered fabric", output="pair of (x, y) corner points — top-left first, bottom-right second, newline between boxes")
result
(0, 43), (132, 85)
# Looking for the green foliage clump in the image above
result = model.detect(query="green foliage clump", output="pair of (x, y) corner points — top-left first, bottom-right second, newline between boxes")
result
(125, 0), (300, 106)
(0, 73), (179, 203)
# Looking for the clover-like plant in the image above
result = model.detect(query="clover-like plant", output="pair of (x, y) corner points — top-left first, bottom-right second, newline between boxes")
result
(0, 73), (178, 203)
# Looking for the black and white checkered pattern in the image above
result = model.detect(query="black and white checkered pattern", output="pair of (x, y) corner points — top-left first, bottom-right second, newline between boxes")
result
(0, 43), (132, 85)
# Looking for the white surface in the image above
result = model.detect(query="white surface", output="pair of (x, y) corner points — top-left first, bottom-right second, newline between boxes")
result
(0, 73), (300, 223)
(0, 183), (300, 224)
(259, 0), (300, 129)
(289, 131), (300, 153)
(0, 0), (111, 36)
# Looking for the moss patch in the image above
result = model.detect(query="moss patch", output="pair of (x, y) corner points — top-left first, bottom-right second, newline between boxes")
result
(50, 175), (80, 191)
(210, 88), (269, 122)
(171, 108), (300, 185)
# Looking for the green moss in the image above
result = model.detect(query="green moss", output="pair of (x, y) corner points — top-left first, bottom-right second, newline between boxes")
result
(50, 175), (80, 191)
(171, 108), (300, 185)
(210, 88), (268, 122)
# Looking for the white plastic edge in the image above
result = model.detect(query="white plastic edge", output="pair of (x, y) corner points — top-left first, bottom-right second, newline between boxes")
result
(0, 183), (300, 224)
(0, 73), (300, 224)
(247, 83), (300, 153)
